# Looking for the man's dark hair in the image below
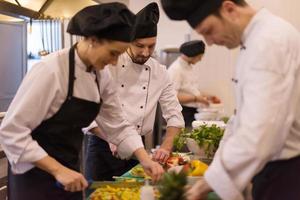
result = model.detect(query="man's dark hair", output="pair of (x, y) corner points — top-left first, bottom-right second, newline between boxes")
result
(213, 0), (248, 17)
(232, 0), (247, 6)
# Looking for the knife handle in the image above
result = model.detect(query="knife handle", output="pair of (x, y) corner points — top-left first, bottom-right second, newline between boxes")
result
(55, 181), (64, 189)
(55, 179), (93, 189)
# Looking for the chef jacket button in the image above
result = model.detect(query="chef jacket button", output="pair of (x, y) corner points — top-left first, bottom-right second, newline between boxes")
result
(122, 65), (125, 68)
(137, 125), (140, 128)
(145, 68), (149, 71)
(143, 86), (146, 90)
(140, 106), (143, 109)
(121, 84), (124, 87)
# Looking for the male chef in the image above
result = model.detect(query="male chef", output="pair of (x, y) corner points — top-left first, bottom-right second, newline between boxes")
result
(85, 2), (184, 181)
(162, 0), (300, 199)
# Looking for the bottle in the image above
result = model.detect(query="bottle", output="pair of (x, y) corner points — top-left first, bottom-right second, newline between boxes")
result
(140, 179), (155, 200)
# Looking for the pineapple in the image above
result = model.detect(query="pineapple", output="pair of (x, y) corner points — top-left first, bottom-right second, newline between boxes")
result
(158, 171), (187, 200)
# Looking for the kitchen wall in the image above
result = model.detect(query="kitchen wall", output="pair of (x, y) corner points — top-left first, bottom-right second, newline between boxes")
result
(129, 0), (300, 116)
(129, 0), (192, 52)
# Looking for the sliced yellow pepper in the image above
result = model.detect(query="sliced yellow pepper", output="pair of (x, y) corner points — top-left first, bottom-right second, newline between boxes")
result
(188, 160), (208, 176)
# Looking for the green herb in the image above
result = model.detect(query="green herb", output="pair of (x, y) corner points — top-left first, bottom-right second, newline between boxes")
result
(174, 125), (224, 158)
(221, 116), (230, 124)
(173, 128), (190, 150)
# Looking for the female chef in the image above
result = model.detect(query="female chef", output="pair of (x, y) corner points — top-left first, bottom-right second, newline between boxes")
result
(0, 3), (163, 200)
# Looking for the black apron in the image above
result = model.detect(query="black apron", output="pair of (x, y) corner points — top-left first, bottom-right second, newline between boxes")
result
(8, 44), (101, 200)
(181, 105), (197, 128)
(85, 135), (144, 181)
(252, 155), (300, 200)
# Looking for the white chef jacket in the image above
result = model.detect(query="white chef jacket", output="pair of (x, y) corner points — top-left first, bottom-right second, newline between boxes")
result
(0, 48), (143, 174)
(107, 52), (184, 136)
(204, 9), (300, 200)
(168, 57), (203, 108)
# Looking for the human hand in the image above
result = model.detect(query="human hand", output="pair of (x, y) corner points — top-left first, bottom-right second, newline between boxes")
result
(196, 95), (210, 106)
(53, 165), (88, 192)
(185, 179), (211, 200)
(140, 159), (165, 183)
(208, 96), (221, 104)
(152, 148), (171, 164)
(109, 143), (118, 157)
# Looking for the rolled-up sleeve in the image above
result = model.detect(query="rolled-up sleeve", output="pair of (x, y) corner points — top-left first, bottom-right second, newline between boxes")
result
(0, 62), (59, 173)
(82, 121), (98, 134)
(159, 68), (185, 128)
(95, 70), (144, 159)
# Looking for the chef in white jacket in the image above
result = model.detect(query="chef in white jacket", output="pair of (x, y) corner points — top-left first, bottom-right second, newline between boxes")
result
(85, 2), (184, 181)
(0, 3), (163, 200)
(168, 40), (221, 127)
(162, 0), (300, 200)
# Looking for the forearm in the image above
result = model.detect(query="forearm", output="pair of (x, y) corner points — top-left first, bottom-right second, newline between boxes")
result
(177, 92), (196, 104)
(90, 126), (108, 140)
(34, 155), (63, 177)
(160, 126), (181, 151)
(34, 155), (88, 192)
(133, 147), (152, 164)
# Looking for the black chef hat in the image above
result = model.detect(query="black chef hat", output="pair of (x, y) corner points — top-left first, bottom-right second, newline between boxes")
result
(134, 2), (159, 39)
(161, 0), (223, 28)
(67, 3), (136, 42)
(180, 40), (205, 57)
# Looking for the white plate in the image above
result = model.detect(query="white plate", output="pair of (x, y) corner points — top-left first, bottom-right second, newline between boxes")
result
(194, 112), (218, 121)
(209, 103), (223, 108)
(192, 120), (226, 129)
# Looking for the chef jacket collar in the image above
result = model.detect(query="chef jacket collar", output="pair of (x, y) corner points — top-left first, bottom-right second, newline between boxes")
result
(178, 56), (194, 69)
(241, 8), (268, 47)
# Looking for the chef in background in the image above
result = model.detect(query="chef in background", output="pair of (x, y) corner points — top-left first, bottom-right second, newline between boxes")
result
(85, 2), (184, 181)
(0, 3), (163, 200)
(168, 40), (221, 127)
(161, 0), (300, 199)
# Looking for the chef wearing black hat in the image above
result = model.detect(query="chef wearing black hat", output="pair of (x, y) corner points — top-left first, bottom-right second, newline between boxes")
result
(0, 3), (164, 200)
(161, 0), (300, 200)
(168, 40), (221, 128)
(85, 2), (184, 181)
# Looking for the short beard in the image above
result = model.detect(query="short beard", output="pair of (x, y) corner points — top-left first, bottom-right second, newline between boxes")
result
(127, 48), (150, 65)
(131, 56), (150, 65)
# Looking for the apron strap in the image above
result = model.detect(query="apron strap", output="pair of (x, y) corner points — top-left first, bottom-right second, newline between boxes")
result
(67, 43), (77, 98)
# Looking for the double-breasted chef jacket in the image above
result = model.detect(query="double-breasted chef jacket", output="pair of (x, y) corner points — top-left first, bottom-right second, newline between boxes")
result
(204, 9), (300, 200)
(87, 52), (184, 136)
(108, 52), (184, 136)
(168, 56), (205, 108)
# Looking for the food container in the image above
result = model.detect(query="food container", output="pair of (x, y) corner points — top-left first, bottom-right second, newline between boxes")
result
(194, 112), (218, 121)
(192, 120), (226, 129)
(186, 138), (207, 157)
